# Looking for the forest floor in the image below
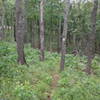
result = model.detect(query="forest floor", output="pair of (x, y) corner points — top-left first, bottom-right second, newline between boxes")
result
(48, 73), (60, 100)
(0, 42), (100, 100)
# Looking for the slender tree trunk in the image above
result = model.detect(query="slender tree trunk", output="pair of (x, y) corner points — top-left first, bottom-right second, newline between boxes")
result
(38, 19), (40, 49)
(73, 34), (76, 49)
(86, 0), (98, 74)
(60, 0), (70, 71)
(0, 15), (4, 41)
(15, 0), (26, 64)
(13, 7), (16, 41)
(31, 21), (35, 48)
(58, 17), (62, 53)
(0, 0), (4, 40)
(40, 0), (45, 61)
(24, 18), (28, 43)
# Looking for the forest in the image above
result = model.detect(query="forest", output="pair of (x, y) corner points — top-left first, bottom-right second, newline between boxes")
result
(0, 0), (100, 100)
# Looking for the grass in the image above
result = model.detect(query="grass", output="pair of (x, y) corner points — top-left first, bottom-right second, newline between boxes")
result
(0, 42), (100, 100)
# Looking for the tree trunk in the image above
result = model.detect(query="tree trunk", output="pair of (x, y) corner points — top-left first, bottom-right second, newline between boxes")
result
(14, 24), (16, 41)
(15, 0), (26, 64)
(40, 0), (45, 61)
(0, 0), (4, 40)
(86, 0), (98, 74)
(58, 17), (62, 53)
(31, 21), (35, 48)
(60, 0), (70, 71)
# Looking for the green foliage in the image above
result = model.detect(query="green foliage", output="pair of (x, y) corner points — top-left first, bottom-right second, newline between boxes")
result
(92, 56), (100, 76)
(53, 71), (100, 100)
(14, 82), (39, 100)
(65, 54), (87, 70)
(3, 0), (100, 52)
(0, 42), (55, 100)
(0, 42), (10, 56)
(0, 42), (100, 100)
(0, 42), (17, 77)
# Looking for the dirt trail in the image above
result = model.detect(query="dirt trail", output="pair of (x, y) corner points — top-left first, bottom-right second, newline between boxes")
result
(47, 73), (60, 100)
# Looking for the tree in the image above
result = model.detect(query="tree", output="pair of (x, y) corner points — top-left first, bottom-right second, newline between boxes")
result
(60, 0), (70, 71)
(15, 0), (26, 64)
(0, 0), (4, 40)
(31, 21), (35, 48)
(86, 0), (98, 74)
(40, 0), (45, 61)
(1, 0), (100, 55)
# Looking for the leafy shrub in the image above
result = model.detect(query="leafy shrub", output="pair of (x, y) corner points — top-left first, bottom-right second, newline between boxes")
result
(65, 54), (87, 70)
(0, 42), (10, 56)
(92, 56), (100, 76)
(14, 82), (39, 100)
(52, 70), (100, 100)
(34, 81), (50, 100)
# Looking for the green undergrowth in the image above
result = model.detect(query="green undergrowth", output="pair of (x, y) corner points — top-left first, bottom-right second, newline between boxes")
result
(0, 42), (100, 100)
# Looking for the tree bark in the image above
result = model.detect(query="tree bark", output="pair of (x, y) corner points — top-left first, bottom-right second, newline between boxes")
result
(58, 17), (62, 53)
(40, 0), (45, 61)
(86, 0), (98, 74)
(31, 21), (35, 48)
(60, 0), (70, 71)
(0, 0), (4, 40)
(15, 0), (26, 64)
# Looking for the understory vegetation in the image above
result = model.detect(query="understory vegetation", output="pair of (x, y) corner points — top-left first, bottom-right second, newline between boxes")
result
(0, 42), (100, 100)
